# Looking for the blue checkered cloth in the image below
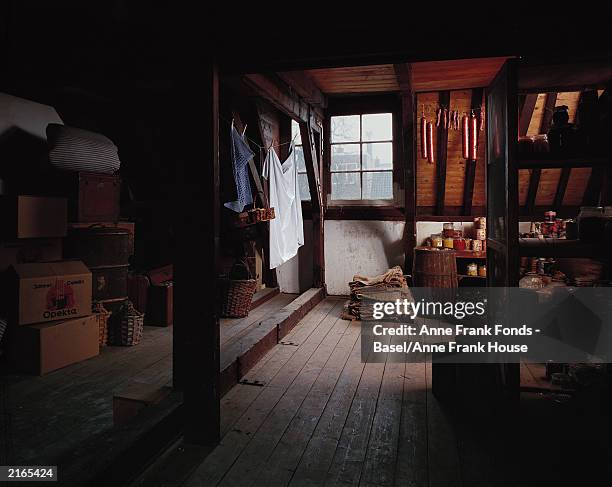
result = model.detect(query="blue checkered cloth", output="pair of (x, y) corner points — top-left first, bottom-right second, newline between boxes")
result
(224, 124), (255, 212)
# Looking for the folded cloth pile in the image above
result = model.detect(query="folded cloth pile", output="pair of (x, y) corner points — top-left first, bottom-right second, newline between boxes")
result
(342, 266), (408, 321)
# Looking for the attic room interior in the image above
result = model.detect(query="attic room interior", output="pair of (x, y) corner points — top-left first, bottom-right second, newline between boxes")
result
(1, 6), (611, 487)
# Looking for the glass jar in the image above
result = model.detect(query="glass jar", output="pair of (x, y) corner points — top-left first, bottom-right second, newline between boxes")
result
(467, 262), (478, 276)
(519, 273), (544, 290)
(478, 265), (487, 277)
(443, 237), (454, 249)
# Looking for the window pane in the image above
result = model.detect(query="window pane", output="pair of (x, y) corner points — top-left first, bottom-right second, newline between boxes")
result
(362, 171), (393, 200)
(293, 145), (305, 172)
(331, 144), (360, 172)
(297, 173), (310, 201)
(331, 115), (360, 143)
(362, 142), (392, 170)
(291, 120), (302, 145)
(362, 113), (392, 141)
(331, 172), (361, 200)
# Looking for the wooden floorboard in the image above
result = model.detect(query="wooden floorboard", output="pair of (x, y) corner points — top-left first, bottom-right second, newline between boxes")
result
(184, 299), (342, 486)
(4, 294), (297, 467)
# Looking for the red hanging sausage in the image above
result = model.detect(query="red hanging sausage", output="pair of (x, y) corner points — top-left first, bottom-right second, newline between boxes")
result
(420, 116), (428, 159)
(435, 108), (441, 127)
(469, 113), (478, 160)
(461, 114), (470, 159)
(427, 121), (435, 164)
(443, 108), (448, 130)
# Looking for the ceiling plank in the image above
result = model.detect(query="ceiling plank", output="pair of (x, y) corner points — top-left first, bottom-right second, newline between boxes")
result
(539, 92), (558, 134)
(524, 169), (541, 215)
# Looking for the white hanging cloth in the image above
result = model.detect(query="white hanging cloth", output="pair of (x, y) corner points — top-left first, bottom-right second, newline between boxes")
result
(262, 146), (304, 269)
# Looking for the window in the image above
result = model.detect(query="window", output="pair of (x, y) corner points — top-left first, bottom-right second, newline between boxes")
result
(330, 113), (393, 202)
(291, 120), (311, 201)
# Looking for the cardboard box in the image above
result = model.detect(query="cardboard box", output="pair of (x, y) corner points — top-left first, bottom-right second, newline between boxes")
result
(0, 238), (63, 272)
(11, 315), (99, 375)
(11, 261), (92, 325)
(113, 383), (172, 426)
(0, 195), (67, 238)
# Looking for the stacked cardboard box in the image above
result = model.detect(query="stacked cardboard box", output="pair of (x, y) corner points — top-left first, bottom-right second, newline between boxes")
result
(0, 195), (100, 374)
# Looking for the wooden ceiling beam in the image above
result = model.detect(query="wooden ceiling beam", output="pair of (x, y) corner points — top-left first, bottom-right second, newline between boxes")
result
(519, 93), (538, 136)
(523, 169), (541, 215)
(435, 91), (450, 215)
(243, 73), (323, 124)
(539, 92), (557, 134)
(275, 71), (327, 108)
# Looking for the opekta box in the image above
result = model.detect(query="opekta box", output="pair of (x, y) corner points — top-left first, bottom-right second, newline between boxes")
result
(10, 261), (92, 325)
(10, 314), (99, 375)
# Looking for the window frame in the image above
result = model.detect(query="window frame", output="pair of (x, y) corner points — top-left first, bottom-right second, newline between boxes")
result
(325, 95), (402, 208)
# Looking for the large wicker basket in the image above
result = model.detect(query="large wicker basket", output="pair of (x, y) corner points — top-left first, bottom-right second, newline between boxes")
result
(92, 301), (111, 346)
(218, 261), (257, 318)
(115, 300), (144, 346)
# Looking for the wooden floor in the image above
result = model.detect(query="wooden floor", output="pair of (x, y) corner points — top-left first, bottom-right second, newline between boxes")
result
(1, 292), (295, 466)
(183, 297), (463, 487)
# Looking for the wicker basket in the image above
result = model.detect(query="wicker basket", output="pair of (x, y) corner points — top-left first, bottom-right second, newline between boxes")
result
(248, 207), (275, 223)
(115, 300), (144, 346)
(218, 261), (257, 318)
(92, 301), (111, 346)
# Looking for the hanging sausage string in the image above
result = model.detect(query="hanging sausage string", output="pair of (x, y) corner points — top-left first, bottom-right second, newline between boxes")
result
(420, 104), (485, 164)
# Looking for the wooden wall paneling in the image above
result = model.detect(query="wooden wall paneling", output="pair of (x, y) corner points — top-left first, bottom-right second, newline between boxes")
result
(534, 169), (561, 207)
(562, 167), (591, 206)
(526, 94), (546, 136)
(435, 91), (450, 215)
(416, 92), (438, 207)
(299, 121), (325, 288)
(275, 71), (327, 108)
(173, 62), (220, 446)
(462, 88), (484, 215)
(445, 90), (471, 208)
(394, 63), (416, 272)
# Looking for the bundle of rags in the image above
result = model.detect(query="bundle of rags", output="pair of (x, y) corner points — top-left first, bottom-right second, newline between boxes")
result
(342, 266), (408, 320)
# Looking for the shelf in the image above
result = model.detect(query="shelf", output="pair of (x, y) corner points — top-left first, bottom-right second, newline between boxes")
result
(517, 156), (608, 170)
(518, 238), (606, 258)
(455, 251), (487, 259)
(458, 274), (486, 279)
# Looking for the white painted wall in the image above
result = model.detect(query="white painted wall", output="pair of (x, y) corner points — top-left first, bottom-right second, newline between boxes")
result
(276, 219), (314, 294)
(324, 220), (406, 296)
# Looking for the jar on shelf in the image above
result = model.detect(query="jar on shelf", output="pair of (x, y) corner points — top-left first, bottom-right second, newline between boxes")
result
(533, 134), (550, 153)
(519, 273), (544, 290)
(478, 264), (487, 278)
(442, 222), (455, 238)
(430, 234), (443, 248)
(443, 237), (454, 249)
(467, 262), (478, 277)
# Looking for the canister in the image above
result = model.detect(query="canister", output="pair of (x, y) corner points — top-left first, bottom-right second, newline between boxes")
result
(467, 263), (478, 277)
(474, 217), (486, 229)
(442, 222), (455, 238)
(431, 235), (443, 248)
(471, 239), (482, 252)
(443, 237), (454, 249)
(544, 210), (556, 222)
(476, 228), (486, 240)
(453, 238), (466, 251)
(478, 265), (487, 277)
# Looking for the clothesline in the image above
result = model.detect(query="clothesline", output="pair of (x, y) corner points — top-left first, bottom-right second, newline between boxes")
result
(220, 115), (298, 152)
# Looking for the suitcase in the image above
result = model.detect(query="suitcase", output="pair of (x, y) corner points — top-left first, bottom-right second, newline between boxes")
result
(128, 273), (150, 314)
(146, 265), (173, 326)
(46, 172), (121, 223)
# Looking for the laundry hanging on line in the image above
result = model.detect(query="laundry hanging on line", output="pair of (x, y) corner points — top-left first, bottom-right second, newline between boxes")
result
(224, 122), (254, 213)
(262, 146), (304, 269)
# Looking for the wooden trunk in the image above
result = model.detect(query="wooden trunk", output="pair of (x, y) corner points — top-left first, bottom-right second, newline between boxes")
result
(412, 247), (458, 288)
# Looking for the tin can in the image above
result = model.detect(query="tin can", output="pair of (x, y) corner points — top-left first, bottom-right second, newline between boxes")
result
(476, 228), (486, 240)
(443, 237), (454, 249)
(544, 210), (556, 222)
(478, 265), (487, 277)
(474, 217), (486, 229)
(467, 263), (478, 277)
(453, 238), (466, 251)
(471, 239), (482, 252)
(431, 235), (443, 248)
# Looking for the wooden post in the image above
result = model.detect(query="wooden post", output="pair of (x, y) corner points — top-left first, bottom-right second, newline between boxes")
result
(394, 63), (416, 274)
(435, 91), (450, 215)
(299, 121), (325, 288)
(173, 62), (220, 446)
(520, 93), (539, 215)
